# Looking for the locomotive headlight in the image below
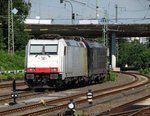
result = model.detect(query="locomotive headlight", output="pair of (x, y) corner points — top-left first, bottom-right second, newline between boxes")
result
(29, 68), (35, 72)
(53, 68), (56, 71)
(51, 68), (58, 72)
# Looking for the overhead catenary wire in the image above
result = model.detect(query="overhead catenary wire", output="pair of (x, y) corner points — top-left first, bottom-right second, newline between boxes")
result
(28, 0), (150, 23)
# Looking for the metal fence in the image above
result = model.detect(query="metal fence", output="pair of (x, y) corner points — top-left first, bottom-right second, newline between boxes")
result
(0, 70), (25, 74)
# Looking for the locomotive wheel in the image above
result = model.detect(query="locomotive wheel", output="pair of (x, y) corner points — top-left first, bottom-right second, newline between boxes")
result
(94, 77), (99, 84)
(55, 80), (64, 90)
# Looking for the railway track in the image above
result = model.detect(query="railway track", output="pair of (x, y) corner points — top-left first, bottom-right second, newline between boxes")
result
(106, 107), (150, 116)
(0, 72), (148, 116)
(129, 106), (150, 116)
(0, 81), (26, 89)
(99, 73), (150, 116)
(106, 95), (150, 116)
(0, 91), (46, 104)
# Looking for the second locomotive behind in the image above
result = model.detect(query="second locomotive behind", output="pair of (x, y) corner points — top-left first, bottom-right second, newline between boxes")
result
(25, 36), (107, 88)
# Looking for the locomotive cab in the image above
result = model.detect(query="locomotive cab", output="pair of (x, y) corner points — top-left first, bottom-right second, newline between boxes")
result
(25, 39), (66, 88)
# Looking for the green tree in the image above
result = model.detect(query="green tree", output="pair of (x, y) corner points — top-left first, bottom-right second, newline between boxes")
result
(0, 0), (7, 50)
(0, 0), (31, 51)
(118, 38), (150, 69)
(117, 38), (130, 67)
(146, 37), (150, 48)
(129, 41), (144, 68)
(0, 28), (5, 50)
(142, 47), (150, 67)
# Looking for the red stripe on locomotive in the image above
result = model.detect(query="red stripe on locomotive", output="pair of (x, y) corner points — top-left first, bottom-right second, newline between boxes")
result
(27, 67), (58, 73)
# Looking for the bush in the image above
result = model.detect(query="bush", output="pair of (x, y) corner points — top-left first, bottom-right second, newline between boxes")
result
(0, 50), (25, 79)
(0, 50), (24, 70)
(0, 73), (24, 80)
(139, 68), (150, 75)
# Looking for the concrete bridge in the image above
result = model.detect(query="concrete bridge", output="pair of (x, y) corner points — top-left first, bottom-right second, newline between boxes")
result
(25, 24), (150, 38)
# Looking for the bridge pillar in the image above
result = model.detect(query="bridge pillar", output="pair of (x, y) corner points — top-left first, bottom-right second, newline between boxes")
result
(111, 33), (116, 70)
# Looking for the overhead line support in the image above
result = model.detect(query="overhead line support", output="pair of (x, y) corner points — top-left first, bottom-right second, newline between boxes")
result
(8, 0), (14, 55)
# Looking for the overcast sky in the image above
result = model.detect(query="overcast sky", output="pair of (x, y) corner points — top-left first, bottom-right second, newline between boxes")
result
(26, 0), (150, 24)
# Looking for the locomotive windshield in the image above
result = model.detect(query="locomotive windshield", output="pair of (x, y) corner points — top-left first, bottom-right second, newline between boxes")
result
(30, 44), (58, 55)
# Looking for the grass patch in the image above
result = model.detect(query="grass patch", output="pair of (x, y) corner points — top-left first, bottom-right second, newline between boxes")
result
(108, 71), (119, 81)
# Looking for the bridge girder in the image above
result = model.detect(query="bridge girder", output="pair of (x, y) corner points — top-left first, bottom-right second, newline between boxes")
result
(25, 24), (150, 38)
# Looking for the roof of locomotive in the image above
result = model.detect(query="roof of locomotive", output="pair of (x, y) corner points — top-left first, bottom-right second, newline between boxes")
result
(29, 34), (106, 48)
(83, 40), (106, 48)
(64, 39), (85, 47)
(28, 39), (85, 48)
(28, 39), (59, 44)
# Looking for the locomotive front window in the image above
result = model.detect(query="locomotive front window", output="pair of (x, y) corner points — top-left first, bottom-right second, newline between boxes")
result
(30, 44), (58, 55)
(45, 44), (58, 55)
(30, 45), (43, 55)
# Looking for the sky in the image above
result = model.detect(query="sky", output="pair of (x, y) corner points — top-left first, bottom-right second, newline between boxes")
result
(26, 0), (150, 24)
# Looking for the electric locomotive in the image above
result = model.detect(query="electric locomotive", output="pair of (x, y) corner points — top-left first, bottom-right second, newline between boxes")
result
(25, 36), (107, 88)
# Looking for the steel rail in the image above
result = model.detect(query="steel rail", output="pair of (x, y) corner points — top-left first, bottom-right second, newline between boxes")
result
(0, 81), (25, 88)
(101, 73), (150, 116)
(0, 91), (44, 103)
(129, 106), (150, 116)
